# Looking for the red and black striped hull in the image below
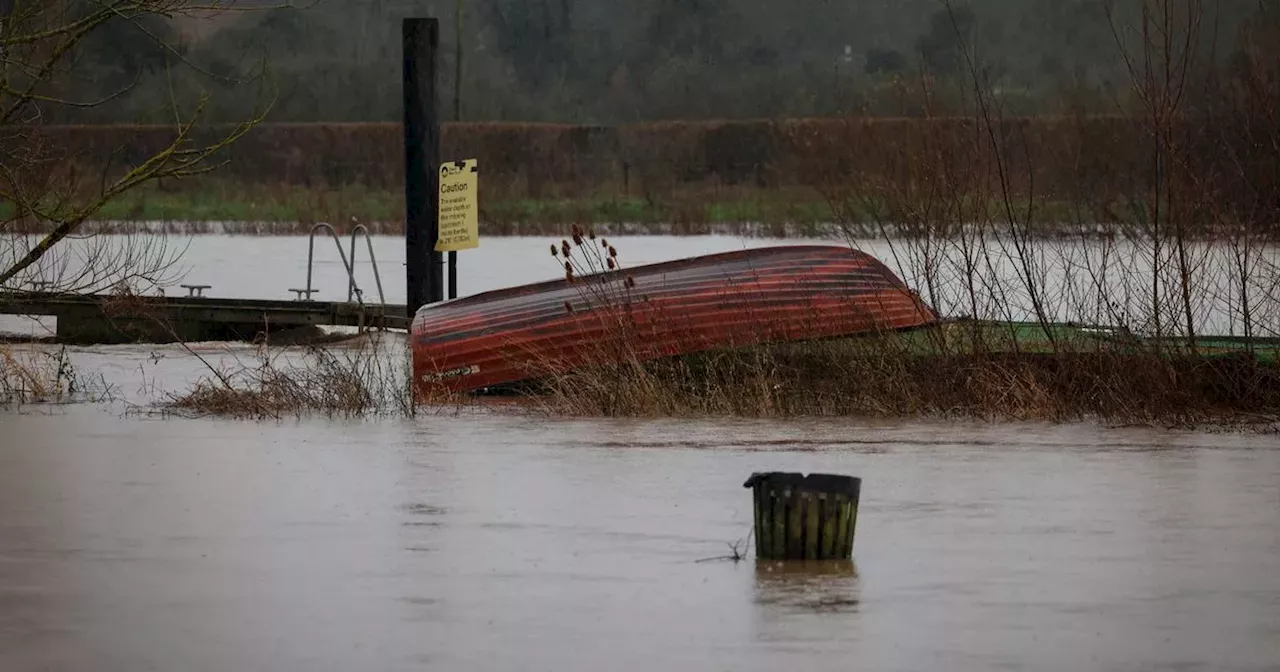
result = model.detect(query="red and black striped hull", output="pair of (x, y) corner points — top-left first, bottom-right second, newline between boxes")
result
(412, 245), (937, 395)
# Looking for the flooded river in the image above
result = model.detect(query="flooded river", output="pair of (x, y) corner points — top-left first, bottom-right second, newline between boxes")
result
(2, 409), (1279, 671)
(3, 234), (1280, 670)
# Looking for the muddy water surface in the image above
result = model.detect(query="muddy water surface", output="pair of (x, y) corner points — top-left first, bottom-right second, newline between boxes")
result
(3, 410), (1278, 671)
(4, 233), (1280, 670)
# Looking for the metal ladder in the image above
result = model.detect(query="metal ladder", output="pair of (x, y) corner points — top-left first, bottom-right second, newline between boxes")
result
(291, 223), (388, 329)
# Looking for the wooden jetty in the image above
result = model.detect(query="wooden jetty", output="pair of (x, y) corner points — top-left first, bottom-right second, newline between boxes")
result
(0, 291), (408, 344)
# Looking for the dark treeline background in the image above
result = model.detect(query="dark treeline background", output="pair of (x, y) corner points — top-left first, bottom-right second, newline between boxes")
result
(64, 0), (1270, 124)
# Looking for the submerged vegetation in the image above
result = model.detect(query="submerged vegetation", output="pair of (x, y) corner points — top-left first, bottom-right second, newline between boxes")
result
(0, 345), (114, 407)
(163, 333), (417, 420)
(528, 322), (1280, 427)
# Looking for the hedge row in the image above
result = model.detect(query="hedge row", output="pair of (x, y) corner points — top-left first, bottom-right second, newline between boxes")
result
(15, 117), (1274, 209)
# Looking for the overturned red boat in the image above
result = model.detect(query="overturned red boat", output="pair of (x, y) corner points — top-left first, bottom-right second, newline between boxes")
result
(412, 245), (937, 395)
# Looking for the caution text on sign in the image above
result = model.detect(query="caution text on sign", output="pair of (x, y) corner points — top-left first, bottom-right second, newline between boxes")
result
(436, 159), (479, 252)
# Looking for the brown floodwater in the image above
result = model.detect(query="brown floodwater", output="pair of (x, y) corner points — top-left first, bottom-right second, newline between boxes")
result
(2, 406), (1278, 671)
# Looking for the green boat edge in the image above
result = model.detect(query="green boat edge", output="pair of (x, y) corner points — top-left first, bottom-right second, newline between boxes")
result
(889, 319), (1280, 363)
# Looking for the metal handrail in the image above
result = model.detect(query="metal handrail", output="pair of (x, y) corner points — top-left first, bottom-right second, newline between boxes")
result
(298, 223), (361, 304)
(348, 224), (386, 306)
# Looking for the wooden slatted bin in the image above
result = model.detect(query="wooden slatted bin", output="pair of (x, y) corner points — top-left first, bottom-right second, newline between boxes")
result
(743, 472), (861, 561)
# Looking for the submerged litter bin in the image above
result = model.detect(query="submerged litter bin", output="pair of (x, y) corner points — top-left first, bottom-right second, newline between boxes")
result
(743, 472), (861, 561)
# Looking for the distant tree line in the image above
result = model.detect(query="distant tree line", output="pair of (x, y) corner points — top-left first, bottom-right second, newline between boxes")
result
(55, 0), (1270, 124)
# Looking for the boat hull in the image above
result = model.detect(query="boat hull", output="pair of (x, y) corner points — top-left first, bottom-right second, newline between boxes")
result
(412, 245), (937, 395)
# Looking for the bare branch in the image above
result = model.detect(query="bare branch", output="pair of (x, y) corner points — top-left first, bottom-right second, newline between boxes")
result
(0, 0), (273, 291)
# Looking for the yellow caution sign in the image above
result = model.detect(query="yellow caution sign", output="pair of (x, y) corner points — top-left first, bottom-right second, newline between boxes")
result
(436, 159), (479, 251)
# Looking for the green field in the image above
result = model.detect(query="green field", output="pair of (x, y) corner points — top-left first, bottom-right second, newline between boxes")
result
(0, 179), (1096, 238)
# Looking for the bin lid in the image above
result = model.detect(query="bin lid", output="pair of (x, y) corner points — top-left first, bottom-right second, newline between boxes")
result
(743, 472), (860, 495)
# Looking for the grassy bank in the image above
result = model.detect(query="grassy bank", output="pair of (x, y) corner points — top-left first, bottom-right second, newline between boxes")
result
(0, 180), (840, 235)
(85, 180), (839, 233)
(3, 178), (1109, 238)
(522, 322), (1280, 427)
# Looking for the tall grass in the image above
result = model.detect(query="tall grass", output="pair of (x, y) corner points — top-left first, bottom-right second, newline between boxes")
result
(533, 336), (1280, 426)
(1, 345), (115, 406)
(163, 333), (419, 419)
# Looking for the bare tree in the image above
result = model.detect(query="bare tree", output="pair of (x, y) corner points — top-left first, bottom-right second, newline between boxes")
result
(0, 0), (272, 293)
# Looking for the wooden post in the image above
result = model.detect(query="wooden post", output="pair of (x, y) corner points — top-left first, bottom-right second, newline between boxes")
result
(743, 472), (861, 561)
(449, 0), (463, 301)
(403, 18), (442, 316)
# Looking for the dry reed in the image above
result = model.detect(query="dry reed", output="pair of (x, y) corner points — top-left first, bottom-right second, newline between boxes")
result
(526, 312), (1280, 428)
(163, 333), (419, 419)
(0, 344), (115, 406)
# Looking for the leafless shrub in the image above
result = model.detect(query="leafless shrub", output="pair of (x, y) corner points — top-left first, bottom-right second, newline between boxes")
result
(163, 332), (420, 419)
